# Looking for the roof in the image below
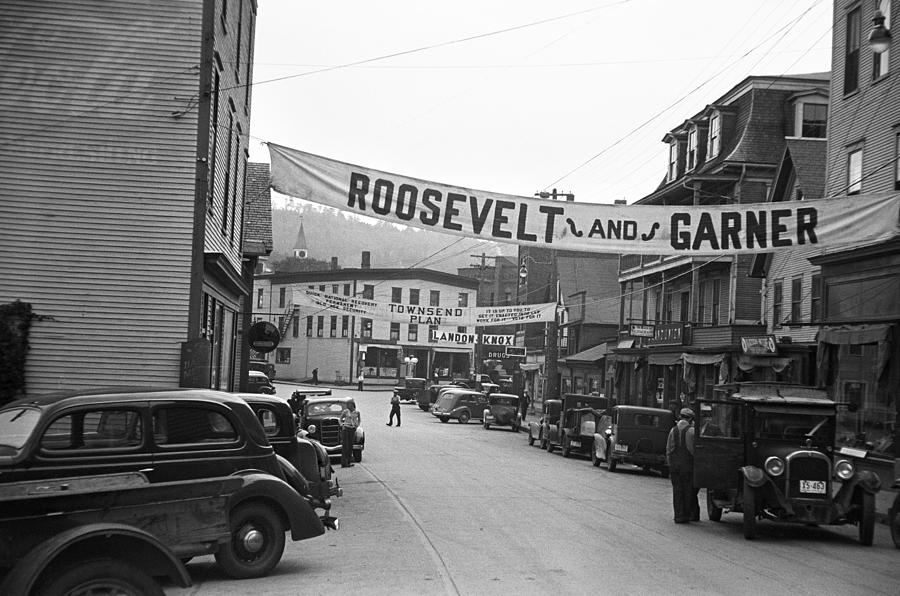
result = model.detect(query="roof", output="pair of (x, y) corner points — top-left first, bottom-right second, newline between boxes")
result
(243, 163), (274, 257)
(560, 342), (608, 364)
(783, 138), (827, 199)
(6, 388), (253, 409)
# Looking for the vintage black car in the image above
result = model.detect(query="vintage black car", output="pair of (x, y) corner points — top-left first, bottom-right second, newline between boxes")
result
(557, 394), (612, 458)
(527, 399), (562, 450)
(419, 383), (454, 411)
(431, 389), (488, 424)
(300, 397), (365, 462)
(393, 377), (428, 404)
(239, 393), (341, 521)
(247, 370), (276, 394)
(593, 405), (673, 476)
(482, 393), (521, 432)
(695, 382), (881, 544)
(249, 359), (276, 380)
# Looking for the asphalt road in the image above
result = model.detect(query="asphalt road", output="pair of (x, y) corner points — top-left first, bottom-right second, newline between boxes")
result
(167, 386), (900, 595)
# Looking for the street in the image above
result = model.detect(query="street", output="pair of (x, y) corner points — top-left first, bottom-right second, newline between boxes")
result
(165, 386), (900, 596)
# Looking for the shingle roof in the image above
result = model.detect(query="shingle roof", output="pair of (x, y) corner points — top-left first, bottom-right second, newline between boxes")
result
(784, 138), (827, 199)
(243, 163), (273, 256)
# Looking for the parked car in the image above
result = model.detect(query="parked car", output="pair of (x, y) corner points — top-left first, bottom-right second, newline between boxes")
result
(483, 393), (521, 432)
(593, 405), (672, 476)
(431, 389), (488, 424)
(393, 377), (428, 404)
(239, 392), (341, 523)
(557, 394), (613, 458)
(249, 359), (276, 380)
(695, 382), (881, 543)
(299, 397), (365, 462)
(527, 399), (562, 450)
(419, 383), (454, 411)
(247, 370), (276, 394)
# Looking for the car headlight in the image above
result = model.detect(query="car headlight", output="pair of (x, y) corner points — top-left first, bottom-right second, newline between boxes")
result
(834, 458), (854, 480)
(764, 456), (784, 477)
(308, 424), (317, 435)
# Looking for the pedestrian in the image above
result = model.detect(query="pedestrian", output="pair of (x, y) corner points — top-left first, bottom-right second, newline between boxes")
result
(521, 388), (532, 421)
(357, 371), (364, 391)
(312, 368), (319, 386)
(339, 399), (360, 468)
(666, 407), (699, 523)
(387, 391), (401, 427)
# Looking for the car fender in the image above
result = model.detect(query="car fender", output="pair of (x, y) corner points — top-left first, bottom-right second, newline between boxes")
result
(276, 454), (310, 496)
(834, 470), (882, 511)
(0, 522), (190, 596)
(740, 465), (767, 488)
(593, 433), (607, 460)
(228, 472), (325, 541)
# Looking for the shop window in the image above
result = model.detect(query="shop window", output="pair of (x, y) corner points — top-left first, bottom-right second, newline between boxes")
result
(409, 289), (420, 305)
(844, 7), (861, 94)
(391, 287), (402, 303)
(276, 348), (291, 364)
(390, 322), (400, 341)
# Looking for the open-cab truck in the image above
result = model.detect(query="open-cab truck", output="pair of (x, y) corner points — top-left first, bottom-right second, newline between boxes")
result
(694, 382), (881, 543)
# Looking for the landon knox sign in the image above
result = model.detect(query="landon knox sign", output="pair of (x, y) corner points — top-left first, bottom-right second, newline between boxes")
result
(269, 144), (900, 256)
(430, 331), (515, 345)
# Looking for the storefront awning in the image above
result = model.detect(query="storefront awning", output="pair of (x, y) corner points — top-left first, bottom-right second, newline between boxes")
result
(817, 323), (892, 345)
(359, 344), (402, 351)
(647, 352), (682, 366)
(682, 353), (725, 366)
(432, 347), (473, 354)
(560, 342), (608, 364)
(519, 363), (540, 371)
(736, 354), (792, 372)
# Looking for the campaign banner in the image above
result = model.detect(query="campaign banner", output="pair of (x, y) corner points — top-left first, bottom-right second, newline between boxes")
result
(268, 144), (900, 256)
(293, 288), (556, 326)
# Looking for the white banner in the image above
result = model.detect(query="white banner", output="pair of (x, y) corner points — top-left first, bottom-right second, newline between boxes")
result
(269, 144), (900, 255)
(293, 288), (556, 326)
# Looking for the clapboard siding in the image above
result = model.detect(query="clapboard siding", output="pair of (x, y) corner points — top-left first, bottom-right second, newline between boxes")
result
(734, 255), (762, 321)
(0, 0), (204, 395)
(765, 245), (820, 343)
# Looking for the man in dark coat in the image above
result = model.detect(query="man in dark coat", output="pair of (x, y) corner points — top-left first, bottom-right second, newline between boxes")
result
(666, 407), (699, 523)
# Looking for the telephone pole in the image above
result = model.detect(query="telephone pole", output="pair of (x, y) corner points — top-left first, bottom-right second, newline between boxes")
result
(470, 252), (498, 377)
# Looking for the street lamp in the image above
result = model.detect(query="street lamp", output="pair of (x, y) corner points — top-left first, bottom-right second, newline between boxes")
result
(870, 9), (892, 53)
(403, 355), (418, 378)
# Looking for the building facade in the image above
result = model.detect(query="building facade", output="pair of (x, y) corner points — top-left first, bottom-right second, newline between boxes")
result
(254, 266), (479, 384)
(0, 0), (257, 396)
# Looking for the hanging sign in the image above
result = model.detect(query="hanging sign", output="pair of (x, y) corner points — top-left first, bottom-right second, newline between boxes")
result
(293, 288), (556, 326)
(268, 144), (900, 256)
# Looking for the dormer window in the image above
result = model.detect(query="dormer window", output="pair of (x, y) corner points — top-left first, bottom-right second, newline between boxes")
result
(667, 142), (679, 181)
(707, 113), (720, 158)
(687, 128), (698, 170)
(799, 103), (827, 138)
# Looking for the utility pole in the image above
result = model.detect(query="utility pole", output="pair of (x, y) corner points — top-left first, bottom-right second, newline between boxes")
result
(470, 252), (497, 378)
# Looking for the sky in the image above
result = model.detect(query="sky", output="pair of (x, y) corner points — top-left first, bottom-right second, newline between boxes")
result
(247, 0), (834, 211)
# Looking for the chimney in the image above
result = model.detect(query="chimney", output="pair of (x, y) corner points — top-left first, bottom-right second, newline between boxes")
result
(331, 257), (339, 270)
(361, 251), (371, 269)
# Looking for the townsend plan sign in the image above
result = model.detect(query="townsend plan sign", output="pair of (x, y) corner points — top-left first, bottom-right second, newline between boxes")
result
(294, 288), (556, 326)
(268, 144), (900, 256)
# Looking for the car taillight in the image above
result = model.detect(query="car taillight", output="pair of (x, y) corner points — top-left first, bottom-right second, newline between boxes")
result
(834, 458), (854, 480)
(764, 456), (784, 477)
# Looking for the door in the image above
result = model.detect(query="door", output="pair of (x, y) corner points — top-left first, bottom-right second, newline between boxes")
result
(693, 400), (744, 490)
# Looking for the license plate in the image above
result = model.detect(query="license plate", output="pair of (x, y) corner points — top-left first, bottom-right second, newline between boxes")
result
(614, 444), (628, 452)
(799, 480), (826, 494)
(570, 440), (581, 448)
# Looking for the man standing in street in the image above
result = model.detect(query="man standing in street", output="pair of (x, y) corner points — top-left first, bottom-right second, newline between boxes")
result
(357, 371), (364, 391)
(339, 400), (360, 468)
(387, 391), (401, 427)
(521, 388), (531, 421)
(666, 407), (699, 523)
(312, 368), (319, 385)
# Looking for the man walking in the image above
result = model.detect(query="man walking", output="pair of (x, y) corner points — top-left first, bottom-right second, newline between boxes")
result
(339, 400), (360, 468)
(387, 391), (401, 427)
(666, 407), (699, 523)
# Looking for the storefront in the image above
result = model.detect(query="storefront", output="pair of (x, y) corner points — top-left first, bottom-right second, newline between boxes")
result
(360, 344), (401, 379)
(558, 343), (609, 396)
(431, 347), (472, 380)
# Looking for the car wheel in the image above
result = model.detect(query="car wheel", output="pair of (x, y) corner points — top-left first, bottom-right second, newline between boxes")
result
(858, 490), (875, 546)
(484, 422), (490, 430)
(562, 435), (571, 458)
(440, 416), (449, 423)
(707, 488), (723, 522)
(742, 481), (757, 540)
(511, 423), (518, 433)
(353, 449), (362, 463)
(890, 492), (900, 549)
(591, 447), (601, 467)
(528, 431), (535, 446)
(215, 502), (286, 579)
(458, 411), (470, 424)
(546, 437), (555, 453)
(539, 432), (547, 450)
(36, 557), (164, 596)
(607, 456), (617, 472)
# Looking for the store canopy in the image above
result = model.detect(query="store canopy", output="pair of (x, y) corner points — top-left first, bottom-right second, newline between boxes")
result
(560, 342), (608, 365)
(432, 347), (473, 354)
(519, 363), (540, 371)
(817, 323), (893, 381)
(647, 352), (683, 366)
(359, 344), (402, 351)
(736, 354), (792, 372)
(682, 353), (725, 366)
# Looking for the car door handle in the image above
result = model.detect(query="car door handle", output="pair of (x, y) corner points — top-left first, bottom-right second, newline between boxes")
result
(139, 468), (154, 473)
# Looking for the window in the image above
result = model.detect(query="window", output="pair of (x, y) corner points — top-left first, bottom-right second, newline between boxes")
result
(799, 103), (827, 138)
(222, 111), (233, 235)
(330, 316), (337, 338)
(679, 291), (690, 322)
(711, 280), (720, 326)
(319, 285), (326, 292)
(256, 288), (263, 308)
(235, 0), (242, 75)
(343, 283), (351, 296)
(154, 407), (236, 445)
(458, 292), (469, 307)
(844, 7), (861, 94)
(229, 126), (240, 245)
(848, 148), (863, 194)
(653, 289), (662, 322)
(278, 287), (286, 308)
(457, 326), (467, 335)
(41, 409), (143, 451)
(790, 277), (803, 323)
(708, 113), (720, 158)
(667, 142), (678, 181)
(316, 316), (324, 337)
(895, 132), (900, 190)
(363, 285), (374, 300)
(341, 315), (349, 338)
(306, 316), (312, 337)
(698, 281), (707, 324)
(773, 280), (784, 328)
(332, 284), (338, 294)
(408, 324), (418, 342)
(292, 309), (299, 338)
(874, 0), (891, 79)
(811, 273), (822, 323)
(428, 325), (438, 342)
(391, 287), (402, 303)
(663, 291), (673, 323)
(209, 70), (220, 211)
(430, 290), (440, 306)
(504, 291), (511, 304)
(409, 289), (420, 305)
(276, 348), (291, 364)
(390, 322), (400, 340)
(687, 128), (697, 170)
(362, 318), (373, 338)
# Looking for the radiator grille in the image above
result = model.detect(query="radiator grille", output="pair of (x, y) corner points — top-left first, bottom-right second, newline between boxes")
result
(318, 419), (342, 447)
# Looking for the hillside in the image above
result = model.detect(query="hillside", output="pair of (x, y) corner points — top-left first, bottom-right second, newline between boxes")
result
(271, 204), (514, 273)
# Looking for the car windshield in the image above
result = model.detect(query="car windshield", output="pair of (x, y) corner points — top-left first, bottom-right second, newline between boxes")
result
(491, 397), (517, 407)
(754, 412), (835, 442)
(0, 407), (41, 449)
(307, 402), (346, 415)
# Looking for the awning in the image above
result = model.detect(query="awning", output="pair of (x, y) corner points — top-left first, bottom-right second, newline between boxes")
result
(519, 363), (540, 371)
(617, 339), (635, 349)
(432, 347), (473, 354)
(817, 323), (893, 381)
(560, 342), (608, 364)
(647, 352), (682, 366)
(682, 353), (725, 366)
(359, 344), (402, 352)
(736, 354), (792, 372)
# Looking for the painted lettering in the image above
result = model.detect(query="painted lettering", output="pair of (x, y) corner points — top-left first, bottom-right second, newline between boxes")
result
(348, 172), (369, 208)
(492, 200), (514, 239)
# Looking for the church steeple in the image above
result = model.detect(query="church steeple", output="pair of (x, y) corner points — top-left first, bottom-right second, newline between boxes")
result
(292, 219), (308, 259)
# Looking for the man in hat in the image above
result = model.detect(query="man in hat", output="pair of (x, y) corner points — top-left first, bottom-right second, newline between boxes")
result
(666, 406), (699, 523)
